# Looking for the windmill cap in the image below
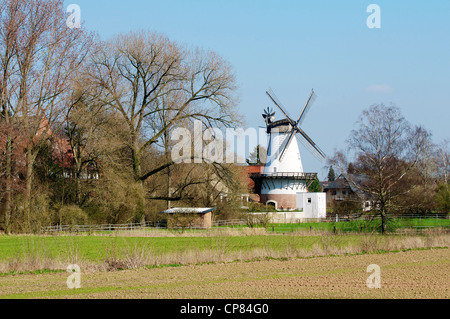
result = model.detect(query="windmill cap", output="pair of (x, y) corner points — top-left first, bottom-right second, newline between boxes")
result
(267, 119), (293, 133)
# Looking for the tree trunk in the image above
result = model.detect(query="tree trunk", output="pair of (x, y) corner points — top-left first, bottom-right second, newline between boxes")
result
(166, 165), (171, 210)
(164, 130), (171, 210)
(74, 158), (82, 206)
(4, 135), (12, 234)
(131, 137), (141, 182)
(130, 140), (146, 219)
(76, 173), (81, 205)
(24, 149), (35, 233)
(380, 211), (388, 234)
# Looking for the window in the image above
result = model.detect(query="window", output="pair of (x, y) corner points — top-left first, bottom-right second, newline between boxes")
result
(308, 198), (312, 204)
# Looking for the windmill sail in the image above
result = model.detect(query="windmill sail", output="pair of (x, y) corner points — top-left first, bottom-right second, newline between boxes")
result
(266, 88), (326, 164)
(279, 129), (296, 162)
(297, 90), (317, 126)
(266, 89), (294, 123)
(297, 129), (326, 161)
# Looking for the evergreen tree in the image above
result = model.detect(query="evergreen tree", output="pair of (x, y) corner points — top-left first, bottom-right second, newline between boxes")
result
(247, 145), (267, 166)
(308, 178), (322, 193)
(328, 166), (336, 181)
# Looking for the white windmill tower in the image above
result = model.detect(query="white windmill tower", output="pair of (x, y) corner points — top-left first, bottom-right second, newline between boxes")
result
(252, 89), (326, 211)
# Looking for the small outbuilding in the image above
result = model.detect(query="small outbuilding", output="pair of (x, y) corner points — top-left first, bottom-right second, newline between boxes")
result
(296, 192), (327, 219)
(159, 207), (215, 229)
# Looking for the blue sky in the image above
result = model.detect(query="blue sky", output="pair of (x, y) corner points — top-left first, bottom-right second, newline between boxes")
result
(65, 0), (450, 179)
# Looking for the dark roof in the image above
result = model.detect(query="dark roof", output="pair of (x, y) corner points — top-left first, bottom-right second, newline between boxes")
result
(322, 174), (373, 199)
(321, 178), (352, 191)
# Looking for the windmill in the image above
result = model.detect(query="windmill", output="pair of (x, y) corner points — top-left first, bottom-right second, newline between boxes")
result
(265, 88), (326, 164)
(249, 88), (327, 211)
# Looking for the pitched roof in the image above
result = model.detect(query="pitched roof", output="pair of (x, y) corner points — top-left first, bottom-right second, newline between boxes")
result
(321, 177), (352, 191)
(322, 174), (373, 199)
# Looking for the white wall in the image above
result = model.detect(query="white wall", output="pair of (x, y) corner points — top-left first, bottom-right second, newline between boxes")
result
(250, 212), (305, 224)
(260, 179), (307, 195)
(296, 192), (327, 219)
(264, 133), (304, 174)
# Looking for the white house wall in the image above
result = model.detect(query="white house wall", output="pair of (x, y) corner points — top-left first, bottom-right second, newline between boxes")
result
(296, 192), (327, 219)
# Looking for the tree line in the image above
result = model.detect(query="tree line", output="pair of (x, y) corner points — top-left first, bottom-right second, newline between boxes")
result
(0, 0), (246, 234)
(1, 1), (448, 235)
(329, 104), (449, 233)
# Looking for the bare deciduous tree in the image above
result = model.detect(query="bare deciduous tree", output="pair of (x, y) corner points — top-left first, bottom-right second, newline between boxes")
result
(437, 140), (449, 184)
(89, 31), (238, 184)
(1, 0), (93, 232)
(330, 104), (430, 233)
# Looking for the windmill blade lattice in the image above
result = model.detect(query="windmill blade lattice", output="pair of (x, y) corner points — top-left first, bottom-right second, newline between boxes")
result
(279, 129), (296, 162)
(265, 88), (326, 163)
(266, 89), (294, 124)
(297, 90), (317, 126)
(297, 130), (326, 162)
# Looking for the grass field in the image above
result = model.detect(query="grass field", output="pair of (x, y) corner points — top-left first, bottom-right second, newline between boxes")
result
(0, 233), (360, 263)
(238, 218), (450, 233)
(0, 226), (449, 275)
(0, 225), (449, 299)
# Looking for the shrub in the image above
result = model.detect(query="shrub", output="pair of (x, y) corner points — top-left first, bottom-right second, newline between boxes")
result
(56, 205), (89, 226)
(436, 183), (450, 213)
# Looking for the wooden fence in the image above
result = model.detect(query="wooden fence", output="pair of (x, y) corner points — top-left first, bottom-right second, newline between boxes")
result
(40, 219), (248, 233)
(40, 213), (449, 233)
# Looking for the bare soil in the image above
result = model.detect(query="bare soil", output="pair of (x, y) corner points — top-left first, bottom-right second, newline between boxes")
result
(0, 248), (448, 299)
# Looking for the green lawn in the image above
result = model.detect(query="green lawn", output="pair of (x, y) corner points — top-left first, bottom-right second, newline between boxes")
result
(0, 234), (361, 263)
(257, 218), (450, 233)
(0, 218), (447, 266)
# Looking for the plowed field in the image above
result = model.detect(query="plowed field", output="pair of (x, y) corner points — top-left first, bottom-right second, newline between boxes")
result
(1, 248), (448, 299)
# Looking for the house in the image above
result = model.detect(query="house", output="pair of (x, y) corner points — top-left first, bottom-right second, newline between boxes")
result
(16, 116), (99, 180)
(321, 176), (357, 205)
(321, 174), (372, 212)
(1, 116), (73, 175)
